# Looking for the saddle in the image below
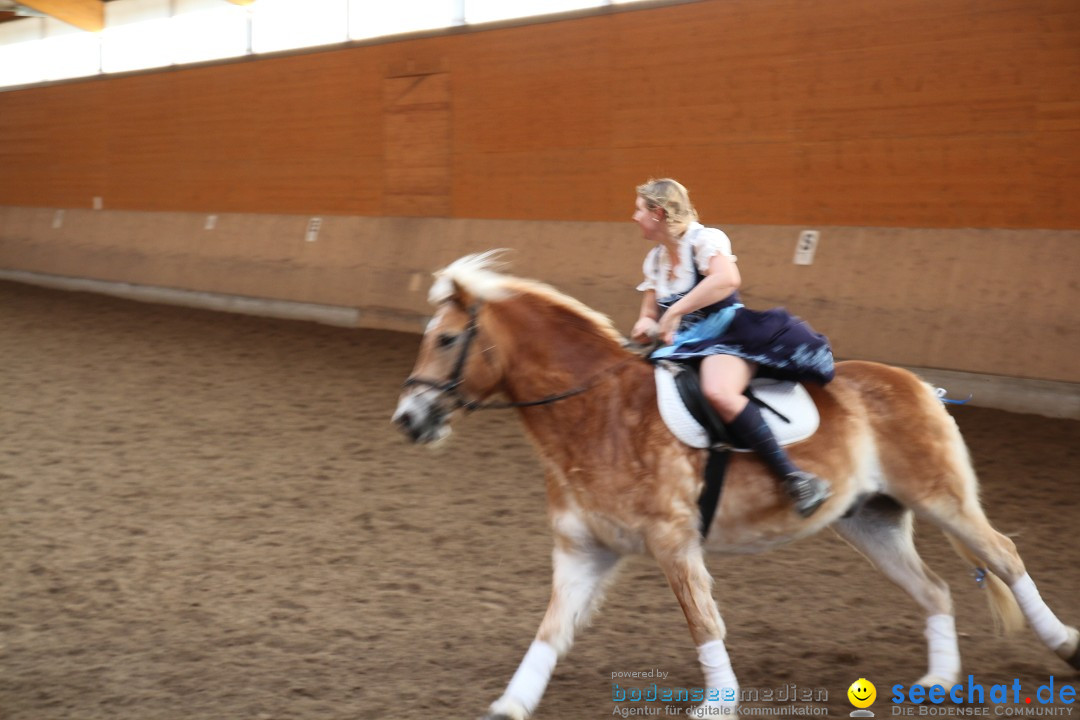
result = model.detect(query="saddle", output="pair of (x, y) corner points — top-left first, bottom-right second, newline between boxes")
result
(653, 360), (821, 537)
(654, 361), (819, 450)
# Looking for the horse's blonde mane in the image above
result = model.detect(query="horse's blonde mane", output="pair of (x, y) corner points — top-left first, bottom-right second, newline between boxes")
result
(430, 251), (625, 345)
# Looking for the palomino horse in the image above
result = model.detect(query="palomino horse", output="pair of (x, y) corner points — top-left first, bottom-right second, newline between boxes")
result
(392, 252), (1079, 720)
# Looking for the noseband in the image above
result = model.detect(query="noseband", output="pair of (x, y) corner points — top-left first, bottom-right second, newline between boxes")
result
(402, 301), (635, 412)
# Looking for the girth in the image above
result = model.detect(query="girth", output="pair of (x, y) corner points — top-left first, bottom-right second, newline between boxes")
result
(670, 362), (791, 538)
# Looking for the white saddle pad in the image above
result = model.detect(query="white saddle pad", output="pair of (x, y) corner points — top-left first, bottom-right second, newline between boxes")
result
(654, 362), (820, 451)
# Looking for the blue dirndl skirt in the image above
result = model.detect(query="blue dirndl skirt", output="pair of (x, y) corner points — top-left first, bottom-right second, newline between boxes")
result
(651, 301), (835, 385)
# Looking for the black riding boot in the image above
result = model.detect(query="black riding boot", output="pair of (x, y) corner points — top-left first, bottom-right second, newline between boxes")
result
(727, 401), (831, 517)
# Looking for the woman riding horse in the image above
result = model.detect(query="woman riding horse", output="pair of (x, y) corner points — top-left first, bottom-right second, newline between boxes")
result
(631, 178), (833, 517)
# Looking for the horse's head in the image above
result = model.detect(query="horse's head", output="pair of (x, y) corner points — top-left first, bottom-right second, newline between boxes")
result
(393, 251), (630, 444)
(392, 256), (508, 444)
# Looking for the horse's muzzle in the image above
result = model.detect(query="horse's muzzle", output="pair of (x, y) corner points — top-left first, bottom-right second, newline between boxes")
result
(392, 393), (450, 445)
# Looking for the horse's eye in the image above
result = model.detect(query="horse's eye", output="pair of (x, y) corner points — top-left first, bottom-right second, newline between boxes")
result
(436, 333), (458, 349)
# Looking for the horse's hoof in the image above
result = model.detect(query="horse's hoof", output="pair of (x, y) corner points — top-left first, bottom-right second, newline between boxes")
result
(481, 697), (528, 720)
(915, 674), (959, 688)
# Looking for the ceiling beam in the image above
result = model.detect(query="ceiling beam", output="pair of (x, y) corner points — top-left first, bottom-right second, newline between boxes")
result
(17, 0), (103, 32)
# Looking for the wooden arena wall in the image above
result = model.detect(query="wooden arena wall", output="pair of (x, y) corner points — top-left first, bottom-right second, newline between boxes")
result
(0, 0), (1077, 384)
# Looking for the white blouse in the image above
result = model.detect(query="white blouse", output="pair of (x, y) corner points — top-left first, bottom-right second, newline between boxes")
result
(636, 222), (737, 299)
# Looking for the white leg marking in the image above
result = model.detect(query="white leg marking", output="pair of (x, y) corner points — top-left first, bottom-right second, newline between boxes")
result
(489, 640), (558, 719)
(1011, 573), (1071, 652)
(688, 639), (739, 717)
(924, 614), (961, 685)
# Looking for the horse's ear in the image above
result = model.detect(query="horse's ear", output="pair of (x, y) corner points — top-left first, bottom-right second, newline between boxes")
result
(449, 278), (476, 311)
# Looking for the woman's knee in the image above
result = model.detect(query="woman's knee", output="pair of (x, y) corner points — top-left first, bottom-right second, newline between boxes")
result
(700, 356), (753, 421)
(703, 385), (746, 421)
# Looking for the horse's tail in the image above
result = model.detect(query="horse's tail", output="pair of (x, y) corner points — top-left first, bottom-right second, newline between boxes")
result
(943, 531), (1025, 635)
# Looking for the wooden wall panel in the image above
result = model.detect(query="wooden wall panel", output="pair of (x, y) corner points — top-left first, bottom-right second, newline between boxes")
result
(792, 136), (1039, 227)
(454, 148), (614, 221)
(0, 80), (107, 208)
(452, 20), (612, 154)
(383, 73), (451, 217)
(0, 0), (1076, 228)
(241, 50), (382, 215)
(450, 18), (614, 220)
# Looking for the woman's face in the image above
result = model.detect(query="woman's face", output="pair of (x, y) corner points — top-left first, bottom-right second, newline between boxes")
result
(633, 196), (664, 241)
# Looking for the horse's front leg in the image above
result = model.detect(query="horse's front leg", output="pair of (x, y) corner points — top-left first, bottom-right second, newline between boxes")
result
(652, 530), (740, 718)
(483, 522), (621, 720)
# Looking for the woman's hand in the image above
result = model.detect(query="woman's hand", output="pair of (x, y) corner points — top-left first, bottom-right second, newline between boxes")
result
(657, 310), (684, 345)
(631, 316), (659, 344)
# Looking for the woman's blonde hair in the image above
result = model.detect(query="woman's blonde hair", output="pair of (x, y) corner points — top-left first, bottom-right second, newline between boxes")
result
(636, 178), (698, 237)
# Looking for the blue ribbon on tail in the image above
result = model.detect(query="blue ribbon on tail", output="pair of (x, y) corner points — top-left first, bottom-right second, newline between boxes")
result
(935, 387), (973, 405)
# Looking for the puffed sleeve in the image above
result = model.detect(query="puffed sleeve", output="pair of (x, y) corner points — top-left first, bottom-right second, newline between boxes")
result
(691, 227), (737, 272)
(636, 247), (659, 292)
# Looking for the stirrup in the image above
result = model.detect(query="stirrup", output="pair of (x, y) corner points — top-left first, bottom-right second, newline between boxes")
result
(784, 470), (831, 517)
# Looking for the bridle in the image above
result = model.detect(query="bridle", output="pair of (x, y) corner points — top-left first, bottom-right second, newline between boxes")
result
(402, 301), (639, 412)
(402, 302), (486, 411)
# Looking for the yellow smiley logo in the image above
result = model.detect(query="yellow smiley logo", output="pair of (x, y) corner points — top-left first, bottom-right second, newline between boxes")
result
(848, 678), (877, 708)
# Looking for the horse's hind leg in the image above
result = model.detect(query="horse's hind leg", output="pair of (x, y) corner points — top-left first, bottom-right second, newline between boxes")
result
(833, 496), (961, 686)
(483, 516), (621, 720)
(914, 495), (1080, 670)
(873, 375), (1078, 670)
